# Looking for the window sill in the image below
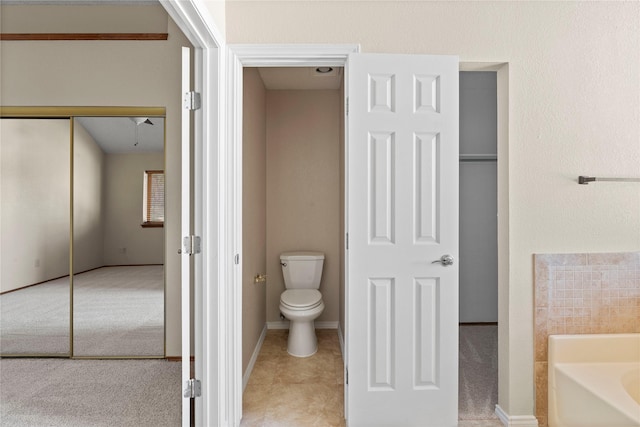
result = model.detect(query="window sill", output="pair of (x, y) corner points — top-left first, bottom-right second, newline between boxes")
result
(141, 222), (164, 228)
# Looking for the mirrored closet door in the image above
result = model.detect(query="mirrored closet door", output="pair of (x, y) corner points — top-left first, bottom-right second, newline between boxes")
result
(72, 116), (165, 357)
(0, 109), (166, 358)
(0, 118), (72, 356)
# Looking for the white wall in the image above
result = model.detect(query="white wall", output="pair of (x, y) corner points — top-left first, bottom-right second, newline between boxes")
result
(0, 4), (192, 356)
(103, 153), (164, 266)
(226, 1), (640, 417)
(0, 119), (70, 293)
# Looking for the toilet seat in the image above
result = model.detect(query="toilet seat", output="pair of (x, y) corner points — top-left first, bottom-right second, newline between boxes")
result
(280, 289), (322, 310)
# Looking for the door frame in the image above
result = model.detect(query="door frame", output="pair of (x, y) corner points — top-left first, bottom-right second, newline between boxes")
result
(154, 4), (514, 419)
(226, 48), (511, 426)
(158, 1), (224, 426)
(226, 44), (359, 425)
(460, 62), (511, 424)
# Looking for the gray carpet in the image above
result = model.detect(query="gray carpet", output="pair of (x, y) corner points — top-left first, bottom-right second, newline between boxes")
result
(0, 277), (71, 355)
(0, 266), (164, 357)
(458, 324), (499, 420)
(0, 358), (181, 427)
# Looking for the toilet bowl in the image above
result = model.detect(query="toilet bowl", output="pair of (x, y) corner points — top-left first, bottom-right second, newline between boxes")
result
(279, 252), (325, 357)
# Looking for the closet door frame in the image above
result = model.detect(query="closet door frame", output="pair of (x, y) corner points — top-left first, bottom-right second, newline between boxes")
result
(0, 106), (166, 359)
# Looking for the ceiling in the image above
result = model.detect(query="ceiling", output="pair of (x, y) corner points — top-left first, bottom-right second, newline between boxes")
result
(75, 117), (164, 154)
(257, 67), (344, 90)
(72, 69), (341, 153)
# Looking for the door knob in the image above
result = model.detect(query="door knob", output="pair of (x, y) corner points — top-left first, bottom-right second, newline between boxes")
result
(432, 254), (454, 266)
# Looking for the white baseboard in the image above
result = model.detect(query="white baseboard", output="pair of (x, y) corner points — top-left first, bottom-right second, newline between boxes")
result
(266, 321), (289, 329)
(337, 323), (345, 357)
(242, 324), (267, 391)
(315, 321), (338, 329)
(266, 320), (338, 330)
(495, 405), (539, 427)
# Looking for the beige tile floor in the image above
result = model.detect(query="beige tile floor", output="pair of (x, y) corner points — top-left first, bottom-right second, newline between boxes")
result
(241, 329), (504, 427)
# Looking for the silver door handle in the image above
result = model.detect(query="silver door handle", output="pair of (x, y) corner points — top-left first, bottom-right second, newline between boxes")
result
(432, 254), (454, 266)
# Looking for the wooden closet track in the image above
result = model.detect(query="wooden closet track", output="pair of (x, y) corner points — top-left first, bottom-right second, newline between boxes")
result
(0, 33), (168, 41)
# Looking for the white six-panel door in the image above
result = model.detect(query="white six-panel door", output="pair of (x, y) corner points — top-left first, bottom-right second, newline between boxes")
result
(347, 53), (459, 426)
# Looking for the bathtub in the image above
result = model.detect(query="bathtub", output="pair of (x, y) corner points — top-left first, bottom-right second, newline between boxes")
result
(548, 333), (640, 427)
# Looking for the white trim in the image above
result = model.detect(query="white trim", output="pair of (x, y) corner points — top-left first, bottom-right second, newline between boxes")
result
(266, 321), (339, 330)
(495, 405), (539, 427)
(179, 45), (191, 427)
(316, 321), (339, 329)
(227, 43), (359, 427)
(160, 0), (223, 49)
(242, 325), (267, 391)
(227, 44), (360, 67)
(158, 2), (225, 427)
(337, 323), (345, 358)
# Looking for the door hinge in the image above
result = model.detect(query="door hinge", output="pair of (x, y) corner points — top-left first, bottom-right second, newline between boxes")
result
(346, 367), (348, 385)
(346, 97), (349, 115)
(183, 378), (201, 399)
(346, 233), (349, 250)
(184, 91), (202, 111)
(182, 235), (201, 256)
(234, 254), (240, 265)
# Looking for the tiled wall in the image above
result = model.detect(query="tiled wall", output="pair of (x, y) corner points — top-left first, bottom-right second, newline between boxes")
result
(534, 252), (640, 427)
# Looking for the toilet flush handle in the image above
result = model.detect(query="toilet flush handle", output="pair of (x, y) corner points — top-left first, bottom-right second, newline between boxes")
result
(432, 254), (454, 266)
(280, 262), (287, 267)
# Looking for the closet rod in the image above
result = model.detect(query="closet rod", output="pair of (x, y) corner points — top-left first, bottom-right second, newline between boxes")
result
(459, 154), (497, 162)
(578, 176), (640, 185)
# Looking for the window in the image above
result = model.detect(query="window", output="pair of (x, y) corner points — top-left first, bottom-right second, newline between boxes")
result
(142, 170), (164, 227)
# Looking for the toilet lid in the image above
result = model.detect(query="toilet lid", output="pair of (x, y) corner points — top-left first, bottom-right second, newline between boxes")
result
(280, 289), (322, 309)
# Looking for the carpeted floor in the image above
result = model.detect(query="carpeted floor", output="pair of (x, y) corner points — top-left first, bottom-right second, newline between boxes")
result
(0, 266), (164, 357)
(0, 358), (181, 427)
(459, 324), (499, 420)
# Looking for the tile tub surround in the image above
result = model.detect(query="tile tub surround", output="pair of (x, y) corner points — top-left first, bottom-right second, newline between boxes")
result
(534, 252), (640, 427)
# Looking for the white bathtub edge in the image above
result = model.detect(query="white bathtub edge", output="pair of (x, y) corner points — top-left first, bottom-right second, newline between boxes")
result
(495, 405), (539, 427)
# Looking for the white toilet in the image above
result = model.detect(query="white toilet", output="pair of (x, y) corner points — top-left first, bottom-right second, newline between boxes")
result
(279, 251), (325, 357)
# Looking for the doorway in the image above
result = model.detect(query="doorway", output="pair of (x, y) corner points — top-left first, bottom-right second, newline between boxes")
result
(227, 45), (510, 427)
(458, 71), (499, 421)
(240, 65), (345, 425)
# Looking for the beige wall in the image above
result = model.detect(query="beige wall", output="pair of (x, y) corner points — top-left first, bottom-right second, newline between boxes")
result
(266, 90), (341, 324)
(0, 4), (192, 356)
(0, 119), (71, 293)
(0, 4), (168, 33)
(73, 122), (105, 274)
(201, 0), (226, 37)
(103, 153), (164, 266)
(241, 74), (342, 370)
(242, 68), (267, 373)
(226, 1), (640, 417)
(0, 119), (162, 292)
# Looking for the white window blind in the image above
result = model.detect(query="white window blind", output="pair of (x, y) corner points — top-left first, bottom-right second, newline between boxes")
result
(143, 170), (164, 225)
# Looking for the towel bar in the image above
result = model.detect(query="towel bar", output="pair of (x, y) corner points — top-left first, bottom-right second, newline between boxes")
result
(578, 176), (640, 185)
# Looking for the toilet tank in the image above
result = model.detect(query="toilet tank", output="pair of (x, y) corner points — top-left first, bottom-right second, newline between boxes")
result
(280, 251), (324, 289)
